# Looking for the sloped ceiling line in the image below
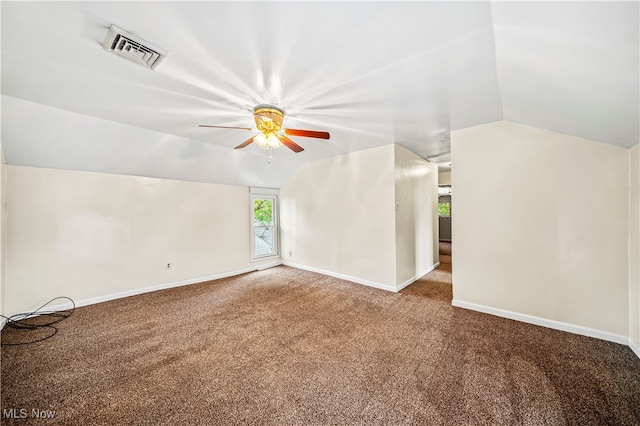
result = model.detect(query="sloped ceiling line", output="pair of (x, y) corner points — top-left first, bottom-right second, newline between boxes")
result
(1, 1), (638, 187)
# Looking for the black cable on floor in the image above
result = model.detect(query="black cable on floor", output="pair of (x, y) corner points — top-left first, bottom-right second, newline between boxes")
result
(1, 296), (75, 346)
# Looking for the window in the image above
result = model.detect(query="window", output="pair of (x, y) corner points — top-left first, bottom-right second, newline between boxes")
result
(251, 189), (279, 260)
(438, 201), (451, 216)
(438, 185), (451, 216)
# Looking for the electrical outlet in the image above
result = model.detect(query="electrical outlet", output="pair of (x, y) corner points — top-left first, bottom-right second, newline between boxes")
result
(166, 263), (172, 270)
(289, 251), (292, 257)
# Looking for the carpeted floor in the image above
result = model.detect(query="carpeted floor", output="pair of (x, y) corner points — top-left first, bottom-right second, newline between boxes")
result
(438, 241), (452, 269)
(2, 247), (639, 425)
(439, 240), (452, 255)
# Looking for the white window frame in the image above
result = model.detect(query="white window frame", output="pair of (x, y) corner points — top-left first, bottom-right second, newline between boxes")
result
(250, 187), (280, 261)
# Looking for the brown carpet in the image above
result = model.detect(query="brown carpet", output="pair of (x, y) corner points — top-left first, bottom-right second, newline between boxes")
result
(439, 241), (452, 266)
(439, 241), (452, 256)
(2, 261), (639, 425)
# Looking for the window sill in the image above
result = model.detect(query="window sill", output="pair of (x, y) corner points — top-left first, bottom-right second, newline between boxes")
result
(251, 254), (281, 262)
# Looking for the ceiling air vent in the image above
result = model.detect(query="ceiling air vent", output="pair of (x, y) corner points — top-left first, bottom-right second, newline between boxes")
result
(102, 25), (167, 70)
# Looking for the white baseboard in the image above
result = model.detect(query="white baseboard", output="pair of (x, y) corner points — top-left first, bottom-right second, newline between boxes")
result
(452, 299), (629, 346)
(5, 264), (638, 361)
(282, 261), (441, 293)
(396, 262), (441, 292)
(629, 338), (640, 359)
(4, 265), (277, 319)
(282, 261), (397, 292)
(256, 261), (283, 271)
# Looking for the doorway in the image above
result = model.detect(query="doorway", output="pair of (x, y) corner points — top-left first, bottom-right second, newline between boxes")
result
(438, 185), (451, 242)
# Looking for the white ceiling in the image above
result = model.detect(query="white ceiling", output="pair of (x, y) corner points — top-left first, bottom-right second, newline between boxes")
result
(1, 1), (638, 187)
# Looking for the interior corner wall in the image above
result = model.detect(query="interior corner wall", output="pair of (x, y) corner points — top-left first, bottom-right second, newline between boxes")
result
(0, 147), (6, 321)
(279, 145), (397, 290)
(629, 144), (640, 350)
(438, 172), (451, 186)
(4, 165), (275, 316)
(394, 145), (439, 287)
(451, 121), (630, 338)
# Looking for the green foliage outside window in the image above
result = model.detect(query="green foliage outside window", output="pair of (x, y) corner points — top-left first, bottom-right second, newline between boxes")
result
(254, 199), (273, 225)
(438, 202), (450, 216)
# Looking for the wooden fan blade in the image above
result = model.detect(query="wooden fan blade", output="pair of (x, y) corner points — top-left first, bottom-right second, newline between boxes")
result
(235, 136), (256, 149)
(278, 135), (304, 153)
(284, 128), (330, 139)
(199, 125), (252, 130)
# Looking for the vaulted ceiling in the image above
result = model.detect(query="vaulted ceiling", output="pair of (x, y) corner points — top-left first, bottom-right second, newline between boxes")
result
(1, 2), (638, 187)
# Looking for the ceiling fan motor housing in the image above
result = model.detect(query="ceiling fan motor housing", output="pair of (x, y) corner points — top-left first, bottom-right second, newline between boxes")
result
(254, 105), (285, 134)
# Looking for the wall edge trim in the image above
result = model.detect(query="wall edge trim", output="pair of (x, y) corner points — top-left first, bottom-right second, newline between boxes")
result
(629, 338), (640, 359)
(256, 261), (283, 271)
(395, 262), (441, 291)
(2, 264), (280, 323)
(282, 261), (396, 292)
(452, 299), (629, 346)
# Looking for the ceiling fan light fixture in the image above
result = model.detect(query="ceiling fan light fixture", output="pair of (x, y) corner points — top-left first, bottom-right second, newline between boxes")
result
(199, 103), (327, 154)
(253, 105), (285, 150)
(254, 132), (281, 149)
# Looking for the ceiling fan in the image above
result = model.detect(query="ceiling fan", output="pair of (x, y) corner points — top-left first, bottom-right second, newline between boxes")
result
(199, 104), (330, 154)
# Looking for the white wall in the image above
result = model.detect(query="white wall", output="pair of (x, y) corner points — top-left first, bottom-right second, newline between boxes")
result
(0, 147), (6, 320)
(394, 145), (439, 287)
(280, 144), (439, 291)
(280, 145), (397, 289)
(452, 121), (629, 339)
(438, 172), (451, 186)
(4, 166), (276, 315)
(629, 144), (640, 351)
